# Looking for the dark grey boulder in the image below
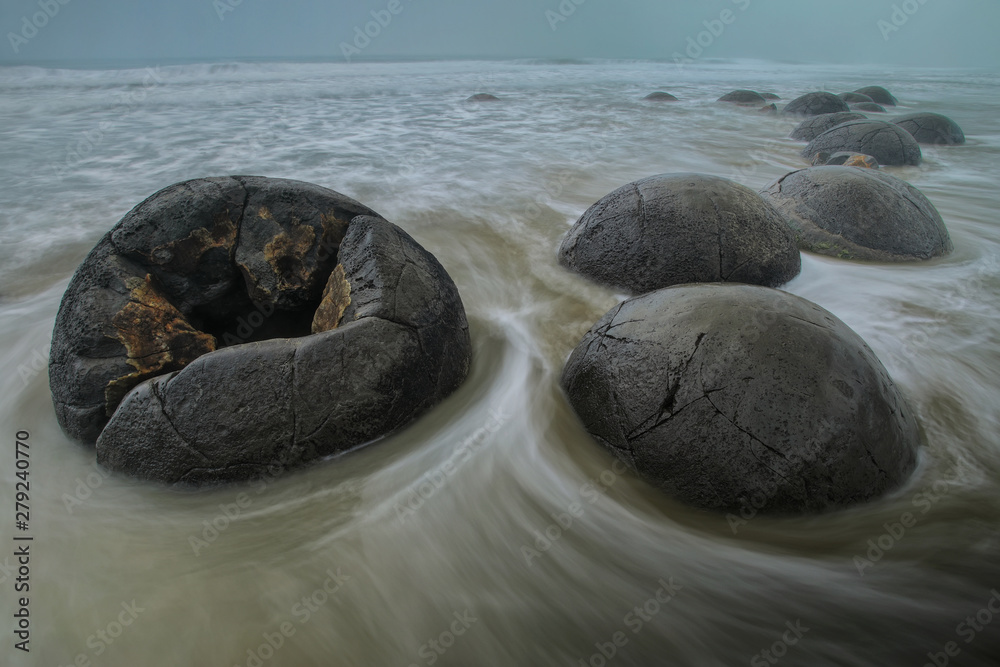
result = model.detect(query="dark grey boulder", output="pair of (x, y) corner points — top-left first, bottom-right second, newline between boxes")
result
(854, 86), (898, 106)
(782, 92), (851, 116)
(802, 120), (922, 166)
(838, 92), (874, 104)
(466, 93), (501, 102)
(561, 284), (919, 514)
(761, 166), (952, 261)
(811, 152), (879, 169)
(645, 92), (679, 101)
(790, 112), (868, 141)
(851, 102), (887, 113)
(759, 103), (777, 115)
(718, 90), (766, 105)
(557, 174), (801, 294)
(760, 92), (781, 100)
(51, 177), (472, 484)
(891, 112), (966, 145)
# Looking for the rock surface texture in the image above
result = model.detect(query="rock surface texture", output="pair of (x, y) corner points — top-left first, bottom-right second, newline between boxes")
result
(790, 112), (868, 142)
(558, 174), (801, 294)
(782, 92), (851, 116)
(561, 284), (920, 514)
(761, 166), (952, 261)
(50, 177), (472, 484)
(891, 112), (966, 145)
(802, 120), (922, 166)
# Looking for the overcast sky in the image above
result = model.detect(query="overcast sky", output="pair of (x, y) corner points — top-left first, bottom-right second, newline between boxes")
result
(1, 0), (998, 67)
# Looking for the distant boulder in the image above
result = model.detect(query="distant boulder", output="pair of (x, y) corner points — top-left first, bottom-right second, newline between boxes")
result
(760, 92), (781, 100)
(838, 92), (874, 104)
(759, 103), (778, 115)
(802, 120), (921, 166)
(853, 86), (898, 106)
(558, 174), (801, 294)
(466, 93), (501, 102)
(790, 112), (867, 141)
(782, 92), (851, 116)
(645, 92), (679, 102)
(891, 112), (966, 145)
(718, 90), (766, 105)
(762, 166), (952, 261)
(851, 102), (887, 113)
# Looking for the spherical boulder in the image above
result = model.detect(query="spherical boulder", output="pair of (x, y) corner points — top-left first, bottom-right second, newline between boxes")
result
(50, 177), (472, 484)
(802, 120), (922, 166)
(645, 92), (679, 101)
(558, 174), (801, 294)
(853, 86), (898, 106)
(782, 92), (851, 116)
(790, 112), (867, 141)
(851, 102), (887, 113)
(838, 92), (874, 104)
(759, 103), (777, 115)
(760, 92), (781, 100)
(891, 112), (966, 145)
(561, 284), (919, 514)
(761, 166), (952, 261)
(466, 93), (500, 102)
(718, 90), (766, 105)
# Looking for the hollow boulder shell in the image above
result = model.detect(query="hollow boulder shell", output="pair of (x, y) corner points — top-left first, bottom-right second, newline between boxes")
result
(560, 284), (920, 514)
(50, 176), (472, 484)
(557, 174), (801, 295)
(761, 166), (952, 261)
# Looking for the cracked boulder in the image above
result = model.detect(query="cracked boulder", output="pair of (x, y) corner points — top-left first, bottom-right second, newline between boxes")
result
(718, 90), (766, 106)
(49, 177), (471, 485)
(851, 102), (887, 114)
(557, 174), (801, 295)
(561, 284), (919, 514)
(790, 112), (867, 142)
(802, 120), (922, 166)
(761, 166), (952, 262)
(891, 112), (966, 145)
(853, 86), (898, 107)
(782, 92), (851, 116)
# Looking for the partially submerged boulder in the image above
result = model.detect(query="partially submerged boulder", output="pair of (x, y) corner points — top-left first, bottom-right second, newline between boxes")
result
(50, 177), (472, 484)
(761, 166), (952, 261)
(645, 92), (679, 101)
(802, 120), (922, 166)
(782, 92), (851, 116)
(891, 112), (966, 145)
(839, 92), (874, 104)
(561, 284), (920, 514)
(790, 112), (867, 141)
(853, 86), (898, 106)
(760, 93), (781, 100)
(851, 102), (887, 113)
(759, 103), (778, 115)
(718, 90), (766, 105)
(558, 174), (801, 294)
(466, 93), (501, 102)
